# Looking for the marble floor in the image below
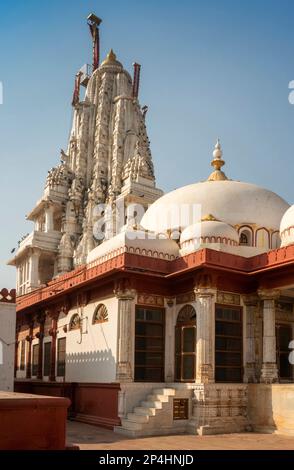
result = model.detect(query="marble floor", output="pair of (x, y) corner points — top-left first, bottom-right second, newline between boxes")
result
(66, 420), (294, 450)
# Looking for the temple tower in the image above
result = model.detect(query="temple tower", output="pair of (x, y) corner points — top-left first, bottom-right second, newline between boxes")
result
(8, 15), (163, 294)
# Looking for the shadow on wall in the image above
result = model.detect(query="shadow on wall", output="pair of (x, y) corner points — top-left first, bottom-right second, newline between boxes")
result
(66, 349), (116, 383)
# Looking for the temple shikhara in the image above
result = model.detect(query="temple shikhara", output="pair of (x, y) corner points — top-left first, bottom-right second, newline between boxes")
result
(8, 14), (294, 436)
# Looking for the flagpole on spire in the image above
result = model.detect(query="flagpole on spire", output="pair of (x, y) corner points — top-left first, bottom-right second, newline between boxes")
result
(87, 13), (102, 72)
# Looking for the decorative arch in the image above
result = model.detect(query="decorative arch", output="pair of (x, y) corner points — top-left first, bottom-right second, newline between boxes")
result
(176, 304), (196, 324)
(272, 231), (281, 249)
(255, 227), (270, 250)
(69, 313), (80, 331)
(93, 304), (108, 324)
(239, 226), (254, 246)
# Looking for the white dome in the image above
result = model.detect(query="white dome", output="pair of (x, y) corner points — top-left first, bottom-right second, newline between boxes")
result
(181, 220), (239, 245)
(141, 180), (289, 234)
(280, 205), (294, 247)
(180, 219), (239, 255)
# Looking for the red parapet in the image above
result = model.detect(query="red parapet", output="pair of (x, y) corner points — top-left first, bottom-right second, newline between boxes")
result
(15, 243), (294, 313)
(0, 288), (16, 304)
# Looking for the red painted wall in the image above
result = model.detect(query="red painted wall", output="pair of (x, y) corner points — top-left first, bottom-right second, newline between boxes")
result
(0, 393), (70, 450)
(14, 381), (121, 429)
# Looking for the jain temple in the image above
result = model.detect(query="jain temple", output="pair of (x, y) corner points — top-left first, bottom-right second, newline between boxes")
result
(8, 15), (294, 436)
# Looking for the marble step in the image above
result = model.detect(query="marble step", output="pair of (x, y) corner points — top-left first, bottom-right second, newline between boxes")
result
(141, 400), (162, 409)
(121, 419), (143, 431)
(147, 394), (169, 402)
(127, 413), (149, 424)
(152, 388), (176, 396)
(134, 407), (156, 416)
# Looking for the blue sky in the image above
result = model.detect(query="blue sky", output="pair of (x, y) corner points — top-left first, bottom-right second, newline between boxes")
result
(0, 0), (294, 288)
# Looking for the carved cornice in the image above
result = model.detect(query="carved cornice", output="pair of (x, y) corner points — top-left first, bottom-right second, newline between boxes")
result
(166, 297), (175, 308)
(114, 289), (137, 301)
(0, 288), (16, 304)
(194, 287), (216, 298)
(137, 293), (164, 307)
(218, 291), (241, 306)
(257, 288), (280, 301)
(242, 294), (259, 307)
(176, 292), (195, 305)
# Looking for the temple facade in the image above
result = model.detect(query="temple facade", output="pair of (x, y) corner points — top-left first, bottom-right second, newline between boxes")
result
(9, 16), (294, 436)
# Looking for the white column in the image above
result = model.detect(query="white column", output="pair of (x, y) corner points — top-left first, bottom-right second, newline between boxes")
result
(45, 205), (54, 232)
(258, 289), (279, 383)
(243, 295), (258, 383)
(16, 264), (21, 295)
(28, 248), (41, 291)
(115, 289), (136, 382)
(195, 288), (215, 383)
(164, 297), (176, 382)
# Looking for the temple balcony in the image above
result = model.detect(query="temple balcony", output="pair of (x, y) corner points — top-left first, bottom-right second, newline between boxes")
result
(14, 230), (62, 261)
(8, 230), (62, 296)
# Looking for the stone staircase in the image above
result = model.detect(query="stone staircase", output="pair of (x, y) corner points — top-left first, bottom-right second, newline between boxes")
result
(114, 387), (180, 437)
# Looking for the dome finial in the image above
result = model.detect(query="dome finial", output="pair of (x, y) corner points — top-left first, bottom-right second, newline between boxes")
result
(100, 49), (122, 67)
(207, 138), (228, 181)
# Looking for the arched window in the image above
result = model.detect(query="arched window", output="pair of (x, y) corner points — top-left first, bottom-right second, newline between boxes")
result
(176, 304), (196, 324)
(175, 305), (196, 382)
(239, 229), (252, 246)
(93, 304), (108, 324)
(69, 314), (80, 331)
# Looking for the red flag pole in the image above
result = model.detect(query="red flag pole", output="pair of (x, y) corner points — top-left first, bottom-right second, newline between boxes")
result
(87, 14), (102, 72)
(132, 63), (141, 99)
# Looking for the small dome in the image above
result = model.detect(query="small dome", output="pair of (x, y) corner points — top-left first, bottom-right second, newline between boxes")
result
(180, 218), (239, 255)
(141, 141), (289, 235)
(280, 205), (294, 247)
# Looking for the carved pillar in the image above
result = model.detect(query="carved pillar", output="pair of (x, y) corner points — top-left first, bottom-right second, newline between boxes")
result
(25, 319), (34, 379)
(45, 204), (54, 232)
(165, 297), (176, 382)
(258, 289), (279, 383)
(115, 289), (136, 382)
(243, 295), (258, 383)
(36, 313), (46, 380)
(49, 312), (59, 382)
(14, 324), (20, 377)
(28, 248), (41, 291)
(194, 287), (215, 384)
(14, 341), (19, 378)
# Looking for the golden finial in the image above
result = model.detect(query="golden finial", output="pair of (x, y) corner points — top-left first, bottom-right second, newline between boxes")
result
(201, 214), (218, 222)
(207, 139), (228, 181)
(101, 49), (122, 67)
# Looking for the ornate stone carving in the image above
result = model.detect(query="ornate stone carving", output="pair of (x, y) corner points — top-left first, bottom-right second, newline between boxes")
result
(258, 289), (279, 383)
(176, 292), (195, 305)
(12, 50), (162, 289)
(217, 291), (241, 306)
(137, 293), (164, 307)
(190, 384), (250, 435)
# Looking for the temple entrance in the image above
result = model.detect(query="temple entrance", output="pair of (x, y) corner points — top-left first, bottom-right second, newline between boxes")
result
(175, 305), (197, 382)
(276, 324), (293, 381)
